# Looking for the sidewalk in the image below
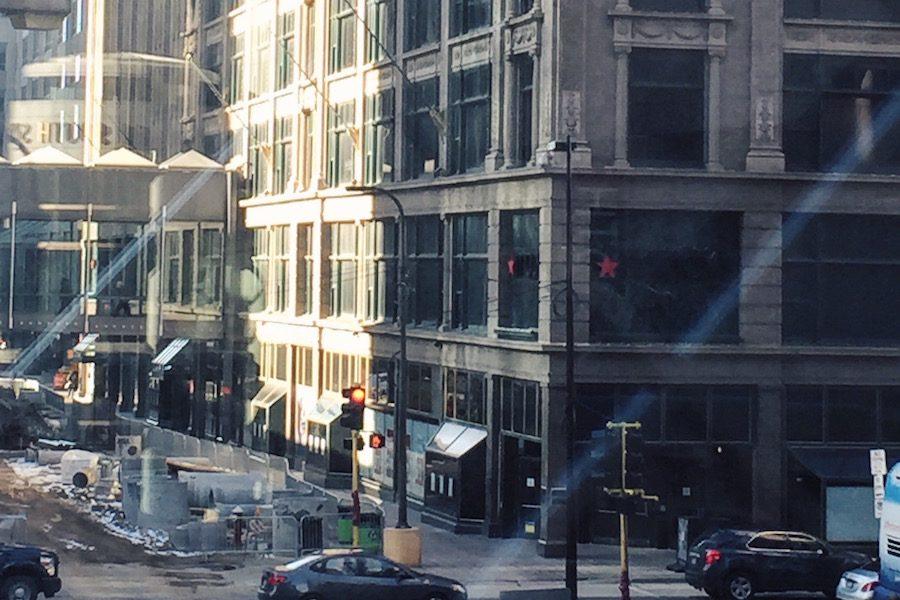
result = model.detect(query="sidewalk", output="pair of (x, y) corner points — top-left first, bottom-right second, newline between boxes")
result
(328, 485), (703, 600)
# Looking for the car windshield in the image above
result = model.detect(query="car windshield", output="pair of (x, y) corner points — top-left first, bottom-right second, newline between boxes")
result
(0, 2), (898, 600)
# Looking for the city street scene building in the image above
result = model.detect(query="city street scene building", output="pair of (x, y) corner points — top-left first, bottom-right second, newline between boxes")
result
(0, 0), (897, 599)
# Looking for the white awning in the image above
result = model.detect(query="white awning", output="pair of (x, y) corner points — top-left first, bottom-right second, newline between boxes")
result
(151, 338), (190, 366)
(73, 333), (99, 354)
(249, 381), (288, 421)
(306, 396), (343, 426)
(427, 422), (487, 459)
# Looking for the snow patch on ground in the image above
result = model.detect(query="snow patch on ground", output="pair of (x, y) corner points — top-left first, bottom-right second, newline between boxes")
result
(5, 457), (192, 556)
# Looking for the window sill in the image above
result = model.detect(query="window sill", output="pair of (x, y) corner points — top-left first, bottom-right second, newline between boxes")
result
(784, 17), (900, 29)
(495, 327), (538, 342)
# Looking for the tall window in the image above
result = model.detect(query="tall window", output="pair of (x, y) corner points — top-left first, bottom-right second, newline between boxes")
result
(197, 228), (222, 308)
(514, 0), (534, 15)
(444, 368), (486, 425)
(408, 363), (433, 413)
(408, 215), (443, 326)
(230, 33), (244, 103)
(450, 0), (491, 37)
(450, 213), (488, 330)
(276, 10), (296, 89)
(365, 89), (395, 184)
(329, 223), (358, 317)
(203, 42), (223, 112)
(272, 225), (290, 313)
(628, 49), (705, 168)
(294, 346), (315, 388)
(631, 0), (706, 11)
(301, 110), (314, 189)
(249, 122), (271, 196)
(164, 231), (183, 304)
(252, 229), (270, 311)
(250, 21), (272, 98)
(499, 211), (539, 331)
(273, 116), (293, 194)
(498, 377), (541, 438)
(366, 0), (394, 62)
(404, 78), (439, 179)
(303, 2), (316, 75)
(329, 0), (356, 73)
(449, 65), (491, 174)
(785, 0), (900, 21)
(363, 219), (396, 321)
(405, 0), (440, 50)
(589, 210), (740, 343)
(296, 223), (314, 316)
(784, 55), (900, 174)
(783, 213), (900, 345)
(327, 101), (356, 187)
(514, 55), (534, 166)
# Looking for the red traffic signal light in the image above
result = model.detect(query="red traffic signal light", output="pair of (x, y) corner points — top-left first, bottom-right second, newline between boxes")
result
(343, 385), (366, 405)
(369, 432), (386, 449)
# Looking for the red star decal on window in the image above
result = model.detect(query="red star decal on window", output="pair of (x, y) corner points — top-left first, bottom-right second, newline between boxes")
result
(507, 256), (517, 276)
(598, 256), (619, 279)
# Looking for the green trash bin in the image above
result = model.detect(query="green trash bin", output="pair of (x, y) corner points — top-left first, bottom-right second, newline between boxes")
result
(335, 512), (382, 552)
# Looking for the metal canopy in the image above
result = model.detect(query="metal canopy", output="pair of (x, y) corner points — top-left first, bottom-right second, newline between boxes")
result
(427, 422), (487, 460)
(306, 396), (343, 426)
(151, 338), (190, 367)
(72, 333), (99, 354)
(249, 381), (288, 421)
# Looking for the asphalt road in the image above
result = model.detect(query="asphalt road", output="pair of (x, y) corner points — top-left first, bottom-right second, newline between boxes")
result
(1, 457), (706, 599)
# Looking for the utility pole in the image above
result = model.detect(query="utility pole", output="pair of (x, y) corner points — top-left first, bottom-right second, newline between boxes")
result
(564, 133), (577, 599)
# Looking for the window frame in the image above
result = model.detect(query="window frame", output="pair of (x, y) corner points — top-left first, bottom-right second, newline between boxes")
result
(448, 64), (492, 175)
(450, 213), (488, 331)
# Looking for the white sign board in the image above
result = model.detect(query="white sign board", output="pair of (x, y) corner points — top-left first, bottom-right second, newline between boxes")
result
(876, 496), (885, 520)
(875, 475), (886, 499)
(871, 449), (887, 476)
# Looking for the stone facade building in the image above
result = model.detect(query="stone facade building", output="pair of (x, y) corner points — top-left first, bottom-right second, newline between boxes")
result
(229, 0), (900, 554)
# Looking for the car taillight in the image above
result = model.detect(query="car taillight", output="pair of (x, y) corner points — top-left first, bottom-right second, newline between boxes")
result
(861, 581), (879, 592)
(267, 573), (287, 587)
(705, 549), (722, 566)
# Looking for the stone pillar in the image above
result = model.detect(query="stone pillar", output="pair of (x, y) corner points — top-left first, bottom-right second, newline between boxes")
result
(753, 385), (785, 527)
(485, 4), (506, 172)
(502, 54), (516, 167)
(740, 212), (782, 345)
(745, 0), (786, 171)
(706, 52), (724, 170)
(539, 381), (568, 557)
(486, 209), (501, 335)
(613, 46), (631, 168)
(530, 52), (540, 163)
(541, 200), (591, 344)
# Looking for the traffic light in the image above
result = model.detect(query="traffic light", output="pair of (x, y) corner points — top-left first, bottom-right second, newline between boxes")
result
(624, 429), (644, 491)
(588, 427), (622, 493)
(340, 385), (366, 430)
(369, 432), (386, 449)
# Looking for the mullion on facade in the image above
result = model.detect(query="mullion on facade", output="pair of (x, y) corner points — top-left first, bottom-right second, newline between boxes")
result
(444, 367), (487, 425)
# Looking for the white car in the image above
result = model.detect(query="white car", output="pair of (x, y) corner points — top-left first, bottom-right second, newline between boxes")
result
(837, 566), (880, 600)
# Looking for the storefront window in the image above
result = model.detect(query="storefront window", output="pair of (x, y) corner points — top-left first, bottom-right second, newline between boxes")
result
(787, 386), (898, 443)
(444, 367), (486, 425)
(498, 377), (541, 438)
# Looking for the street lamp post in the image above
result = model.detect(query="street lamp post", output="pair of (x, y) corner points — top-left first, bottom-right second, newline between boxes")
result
(346, 185), (410, 530)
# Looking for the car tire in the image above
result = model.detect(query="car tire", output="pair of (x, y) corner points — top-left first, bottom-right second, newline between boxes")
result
(1, 575), (39, 600)
(723, 572), (755, 600)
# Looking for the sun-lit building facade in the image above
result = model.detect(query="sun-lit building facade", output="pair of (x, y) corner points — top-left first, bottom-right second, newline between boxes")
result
(228, 0), (900, 555)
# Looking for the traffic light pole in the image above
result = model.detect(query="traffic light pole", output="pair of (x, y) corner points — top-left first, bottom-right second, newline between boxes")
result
(351, 429), (360, 547)
(618, 425), (631, 600)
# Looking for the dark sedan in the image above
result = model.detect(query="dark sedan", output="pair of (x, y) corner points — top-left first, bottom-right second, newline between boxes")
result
(258, 549), (467, 600)
(685, 529), (870, 600)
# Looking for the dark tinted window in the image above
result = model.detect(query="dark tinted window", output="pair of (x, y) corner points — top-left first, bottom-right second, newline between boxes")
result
(786, 387), (824, 442)
(499, 210), (539, 330)
(629, 49), (705, 167)
(785, 0), (900, 22)
(784, 55), (900, 174)
(825, 387), (877, 443)
(783, 213), (900, 345)
(632, 0), (706, 11)
(590, 210), (740, 343)
(748, 533), (791, 550)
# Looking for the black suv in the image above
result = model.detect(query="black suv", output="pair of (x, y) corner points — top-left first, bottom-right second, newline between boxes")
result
(0, 544), (61, 600)
(685, 529), (870, 600)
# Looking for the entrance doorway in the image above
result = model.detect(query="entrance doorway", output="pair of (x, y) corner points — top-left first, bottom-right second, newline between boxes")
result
(500, 436), (541, 538)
